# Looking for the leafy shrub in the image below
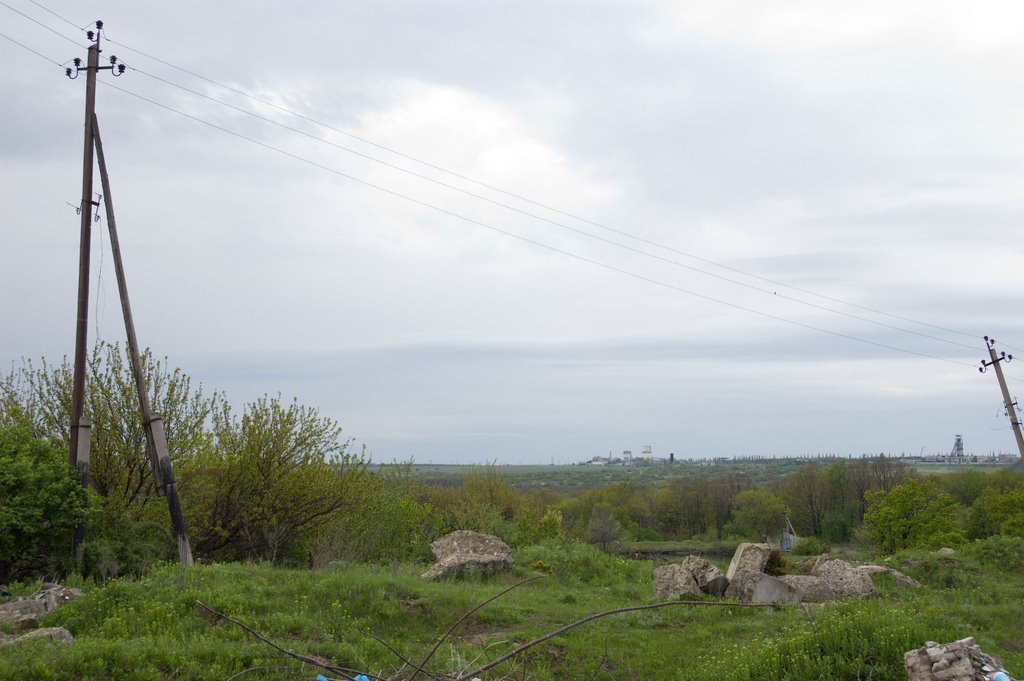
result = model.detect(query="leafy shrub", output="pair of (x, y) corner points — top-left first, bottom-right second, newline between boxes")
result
(791, 536), (830, 555)
(696, 600), (957, 680)
(967, 486), (1024, 540)
(963, 535), (1024, 571)
(516, 541), (646, 586)
(80, 493), (174, 581)
(0, 421), (85, 583)
(763, 548), (788, 576)
(313, 464), (437, 566)
(901, 553), (969, 590)
(864, 478), (965, 553)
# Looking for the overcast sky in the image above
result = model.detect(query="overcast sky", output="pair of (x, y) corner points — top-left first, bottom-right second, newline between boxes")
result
(3, 1), (1024, 464)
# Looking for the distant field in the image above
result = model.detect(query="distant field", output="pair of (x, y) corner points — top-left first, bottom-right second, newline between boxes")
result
(370, 456), (1017, 492)
(911, 463), (1010, 475)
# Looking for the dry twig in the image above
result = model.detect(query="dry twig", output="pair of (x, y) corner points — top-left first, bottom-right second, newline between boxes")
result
(457, 599), (779, 681)
(196, 601), (375, 681)
(407, 576), (542, 681)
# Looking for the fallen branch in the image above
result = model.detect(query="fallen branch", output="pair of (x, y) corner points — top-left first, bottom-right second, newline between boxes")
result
(224, 664), (305, 681)
(456, 599), (780, 681)
(408, 575), (543, 681)
(196, 601), (375, 681)
(364, 632), (438, 680)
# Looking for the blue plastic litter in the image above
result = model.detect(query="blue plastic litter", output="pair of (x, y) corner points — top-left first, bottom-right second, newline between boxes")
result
(354, 676), (370, 681)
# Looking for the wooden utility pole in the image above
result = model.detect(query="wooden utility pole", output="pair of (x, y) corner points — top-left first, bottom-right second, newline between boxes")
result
(65, 21), (128, 558)
(68, 39), (99, 476)
(980, 336), (1024, 461)
(94, 116), (194, 566)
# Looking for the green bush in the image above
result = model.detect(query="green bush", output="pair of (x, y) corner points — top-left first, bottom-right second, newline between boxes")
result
(695, 600), (957, 681)
(516, 540), (646, 586)
(763, 548), (788, 576)
(791, 536), (830, 555)
(0, 421), (85, 583)
(900, 552), (969, 590)
(963, 535), (1024, 571)
(864, 478), (965, 553)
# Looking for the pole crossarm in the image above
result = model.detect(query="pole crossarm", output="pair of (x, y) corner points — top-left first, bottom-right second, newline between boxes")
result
(979, 336), (1024, 461)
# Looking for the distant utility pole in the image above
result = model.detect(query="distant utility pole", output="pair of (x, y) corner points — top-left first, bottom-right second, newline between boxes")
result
(979, 336), (1024, 461)
(66, 21), (126, 557)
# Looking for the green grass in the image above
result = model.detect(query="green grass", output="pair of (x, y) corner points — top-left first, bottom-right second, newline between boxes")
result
(1, 541), (1021, 680)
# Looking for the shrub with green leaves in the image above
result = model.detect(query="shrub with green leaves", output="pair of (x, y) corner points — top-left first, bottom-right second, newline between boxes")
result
(963, 535), (1024, 570)
(791, 536), (830, 555)
(516, 540), (647, 586)
(864, 477), (965, 554)
(0, 421), (85, 582)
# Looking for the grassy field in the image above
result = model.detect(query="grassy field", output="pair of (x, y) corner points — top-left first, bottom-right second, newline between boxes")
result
(2, 538), (1021, 681)
(385, 459), (834, 493)
(387, 458), (1015, 493)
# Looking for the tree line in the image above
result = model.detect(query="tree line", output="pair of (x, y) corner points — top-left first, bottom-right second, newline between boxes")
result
(2, 342), (1022, 584)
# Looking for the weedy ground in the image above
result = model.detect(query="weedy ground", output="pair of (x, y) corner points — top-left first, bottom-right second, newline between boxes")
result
(1, 539), (1021, 681)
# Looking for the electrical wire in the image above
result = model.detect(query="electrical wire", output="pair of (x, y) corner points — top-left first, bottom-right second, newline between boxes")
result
(124, 64), (982, 352)
(0, 29), (64, 66)
(97, 78), (983, 370)
(26, 0), (91, 30)
(3, 1), (1005, 354)
(0, 0), (82, 47)
(101, 34), (992, 347)
(2, 20), (1019, 379)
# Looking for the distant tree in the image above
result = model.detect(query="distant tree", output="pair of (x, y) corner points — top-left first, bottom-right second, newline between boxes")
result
(782, 464), (830, 537)
(864, 477), (965, 553)
(587, 503), (624, 553)
(848, 456), (911, 522)
(821, 462), (855, 543)
(731, 488), (787, 542)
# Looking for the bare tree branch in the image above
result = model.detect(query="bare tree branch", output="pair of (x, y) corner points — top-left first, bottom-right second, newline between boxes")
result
(408, 576), (543, 681)
(196, 601), (376, 681)
(363, 632), (437, 680)
(457, 599), (779, 681)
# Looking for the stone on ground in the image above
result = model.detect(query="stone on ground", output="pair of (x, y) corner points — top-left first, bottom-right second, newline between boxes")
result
(653, 563), (700, 600)
(725, 542), (772, 581)
(777, 575), (836, 602)
(0, 627), (74, 646)
(725, 569), (801, 604)
(682, 555), (727, 590)
(421, 530), (514, 580)
(904, 637), (1012, 681)
(857, 564), (921, 588)
(812, 558), (877, 599)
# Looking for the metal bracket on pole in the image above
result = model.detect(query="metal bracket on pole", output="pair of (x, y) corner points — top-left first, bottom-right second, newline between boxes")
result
(980, 336), (1024, 462)
(71, 418), (91, 554)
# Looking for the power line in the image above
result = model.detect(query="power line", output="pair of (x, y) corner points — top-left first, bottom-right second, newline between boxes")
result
(0, 29), (63, 66)
(121, 64), (984, 353)
(4, 3), (1003, 353)
(0, 0), (82, 47)
(4, 19), (1019, 377)
(101, 31), (991, 347)
(26, 0), (91, 30)
(98, 78), (982, 370)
